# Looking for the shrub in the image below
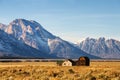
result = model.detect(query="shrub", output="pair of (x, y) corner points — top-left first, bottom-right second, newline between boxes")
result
(56, 60), (63, 66)
(68, 69), (75, 74)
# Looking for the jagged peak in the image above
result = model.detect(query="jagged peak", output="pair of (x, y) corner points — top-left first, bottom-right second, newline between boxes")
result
(8, 19), (38, 33)
(10, 19), (26, 24)
(86, 37), (90, 39)
(5, 18), (56, 41)
(98, 37), (105, 41)
(12, 18), (33, 22)
(85, 37), (96, 42)
(82, 37), (120, 43)
(10, 19), (43, 29)
(85, 37), (106, 41)
(0, 23), (6, 26)
(0, 23), (7, 30)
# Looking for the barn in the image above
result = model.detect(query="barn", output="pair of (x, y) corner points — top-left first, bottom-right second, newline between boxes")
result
(76, 56), (90, 66)
(62, 59), (76, 66)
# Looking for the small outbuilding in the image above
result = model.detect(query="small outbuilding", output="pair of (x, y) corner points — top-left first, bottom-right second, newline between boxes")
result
(76, 56), (90, 66)
(62, 59), (76, 66)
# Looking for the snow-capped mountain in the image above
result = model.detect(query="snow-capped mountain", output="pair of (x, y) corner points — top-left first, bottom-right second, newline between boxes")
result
(48, 38), (99, 58)
(5, 19), (56, 53)
(0, 30), (56, 58)
(0, 23), (7, 30)
(0, 19), (99, 59)
(77, 37), (120, 58)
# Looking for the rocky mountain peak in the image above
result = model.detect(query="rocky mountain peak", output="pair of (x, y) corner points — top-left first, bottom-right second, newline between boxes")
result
(4, 19), (56, 52)
(78, 37), (120, 58)
(0, 19), (100, 59)
(98, 37), (105, 41)
(0, 23), (7, 30)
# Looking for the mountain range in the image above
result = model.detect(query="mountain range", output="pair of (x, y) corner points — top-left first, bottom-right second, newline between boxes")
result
(77, 37), (120, 59)
(0, 19), (99, 59)
(1, 19), (120, 59)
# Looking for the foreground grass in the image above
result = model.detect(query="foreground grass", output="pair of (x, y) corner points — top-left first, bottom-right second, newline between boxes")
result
(0, 62), (120, 80)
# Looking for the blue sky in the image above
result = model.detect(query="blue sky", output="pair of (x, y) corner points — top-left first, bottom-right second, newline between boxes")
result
(0, 0), (120, 43)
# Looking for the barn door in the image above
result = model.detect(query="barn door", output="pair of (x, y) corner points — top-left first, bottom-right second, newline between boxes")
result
(80, 57), (86, 65)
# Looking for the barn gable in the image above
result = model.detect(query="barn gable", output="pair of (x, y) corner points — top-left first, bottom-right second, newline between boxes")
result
(62, 59), (75, 66)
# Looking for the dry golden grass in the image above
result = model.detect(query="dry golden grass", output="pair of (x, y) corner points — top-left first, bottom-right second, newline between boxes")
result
(0, 62), (57, 67)
(0, 61), (120, 80)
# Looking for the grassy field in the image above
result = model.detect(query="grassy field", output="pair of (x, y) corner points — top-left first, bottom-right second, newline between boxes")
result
(0, 61), (120, 80)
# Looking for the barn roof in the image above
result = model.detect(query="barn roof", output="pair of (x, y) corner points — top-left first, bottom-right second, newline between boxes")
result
(79, 56), (90, 60)
(66, 59), (75, 63)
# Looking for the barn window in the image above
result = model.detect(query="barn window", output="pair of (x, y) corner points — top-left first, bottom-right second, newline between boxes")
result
(64, 63), (66, 65)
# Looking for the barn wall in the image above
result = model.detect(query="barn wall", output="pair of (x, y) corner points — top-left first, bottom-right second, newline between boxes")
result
(76, 57), (90, 66)
(62, 61), (72, 66)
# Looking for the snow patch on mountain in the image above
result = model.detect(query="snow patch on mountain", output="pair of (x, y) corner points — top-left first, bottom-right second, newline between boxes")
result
(5, 19), (56, 53)
(0, 19), (100, 59)
(78, 37), (120, 58)
(0, 23), (7, 30)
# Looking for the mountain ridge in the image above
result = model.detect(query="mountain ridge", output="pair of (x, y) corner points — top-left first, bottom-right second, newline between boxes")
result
(77, 37), (120, 58)
(0, 19), (100, 59)
(0, 30), (58, 59)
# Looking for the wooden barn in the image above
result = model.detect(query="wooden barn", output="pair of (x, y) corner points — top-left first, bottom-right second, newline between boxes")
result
(62, 59), (76, 66)
(76, 56), (90, 66)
